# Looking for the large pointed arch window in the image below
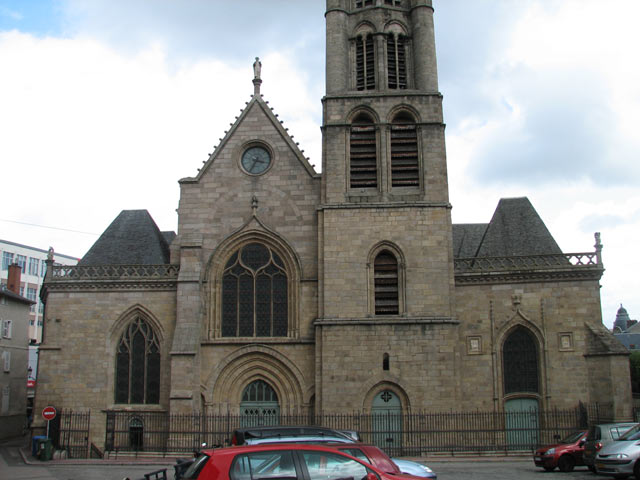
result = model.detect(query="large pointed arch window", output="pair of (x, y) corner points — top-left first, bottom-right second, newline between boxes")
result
(503, 327), (539, 394)
(350, 113), (378, 189)
(115, 316), (161, 404)
(390, 111), (419, 187)
(221, 243), (288, 337)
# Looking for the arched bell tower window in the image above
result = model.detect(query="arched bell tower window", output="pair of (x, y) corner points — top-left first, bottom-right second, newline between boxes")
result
(374, 250), (399, 315)
(387, 33), (407, 90)
(390, 111), (419, 187)
(355, 34), (375, 90)
(221, 243), (288, 337)
(350, 112), (378, 189)
(503, 326), (539, 394)
(115, 316), (161, 404)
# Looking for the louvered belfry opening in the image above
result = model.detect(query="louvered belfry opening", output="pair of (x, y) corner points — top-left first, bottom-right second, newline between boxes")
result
(503, 327), (539, 394)
(350, 113), (378, 188)
(356, 0), (374, 8)
(387, 34), (407, 90)
(374, 250), (399, 315)
(390, 112), (419, 187)
(356, 35), (375, 91)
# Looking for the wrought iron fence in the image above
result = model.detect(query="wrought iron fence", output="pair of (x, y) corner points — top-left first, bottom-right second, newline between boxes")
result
(48, 410), (91, 458)
(103, 403), (613, 456)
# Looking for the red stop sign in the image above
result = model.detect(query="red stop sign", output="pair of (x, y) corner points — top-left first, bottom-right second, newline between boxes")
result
(42, 406), (57, 421)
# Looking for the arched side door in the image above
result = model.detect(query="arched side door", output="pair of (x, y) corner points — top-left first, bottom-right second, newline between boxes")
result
(240, 380), (280, 427)
(371, 390), (403, 455)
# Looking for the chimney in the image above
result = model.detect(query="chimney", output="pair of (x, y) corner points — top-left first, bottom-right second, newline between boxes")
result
(7, 263), (22, 294)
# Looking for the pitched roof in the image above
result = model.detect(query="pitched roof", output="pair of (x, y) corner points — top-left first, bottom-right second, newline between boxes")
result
(476, 197), (562, 257)
(452, 223), (488, 258)
(79, 210), (173, 265)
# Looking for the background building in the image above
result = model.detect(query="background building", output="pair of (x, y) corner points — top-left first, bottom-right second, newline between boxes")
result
(0, 240), (78, 343)
(0, 265), (33, 440)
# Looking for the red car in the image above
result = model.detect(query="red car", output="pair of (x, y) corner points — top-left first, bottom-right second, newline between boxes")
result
(533, 430), (587, 472)
(181, 442), (427, 480)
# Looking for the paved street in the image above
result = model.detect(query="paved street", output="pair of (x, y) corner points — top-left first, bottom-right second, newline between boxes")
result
(0, 437), (606, 480)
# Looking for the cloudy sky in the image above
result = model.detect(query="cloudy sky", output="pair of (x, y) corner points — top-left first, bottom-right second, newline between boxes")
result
(1, 0), (638, 328)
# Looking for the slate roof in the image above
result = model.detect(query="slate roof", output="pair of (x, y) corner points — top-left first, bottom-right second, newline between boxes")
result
(614, 333), (640, 351)
(453, 197), (563, 258)
(79, 210), (173, 265)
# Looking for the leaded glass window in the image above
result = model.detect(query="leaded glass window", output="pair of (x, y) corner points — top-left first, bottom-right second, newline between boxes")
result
(115, 317), (160, 404)
(374, 251), (399, 315)
(503, 327), (539, 394)
(221, 243), (288, 337)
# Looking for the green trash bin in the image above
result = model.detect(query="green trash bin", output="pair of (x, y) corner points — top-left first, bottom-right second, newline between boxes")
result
(37, 438), (53, 461)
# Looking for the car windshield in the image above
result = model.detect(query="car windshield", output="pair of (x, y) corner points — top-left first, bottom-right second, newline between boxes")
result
(560, 431), (585, 444)
(182, 453), (210, 479)
(618, 425), (640, 441)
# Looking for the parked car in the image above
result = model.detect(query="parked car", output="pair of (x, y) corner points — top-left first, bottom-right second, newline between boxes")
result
(230, 426), (359, 445)
(179, 443), (431, 480)
(328, 444), (436, 479)
(228, 425), (435, 478)
(533, 430), (587, 472)
(583, 423), (637, 472)
(594, 423), (640, 479)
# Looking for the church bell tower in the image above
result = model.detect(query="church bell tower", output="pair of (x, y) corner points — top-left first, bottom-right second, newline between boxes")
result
(317, 0), (458, 412)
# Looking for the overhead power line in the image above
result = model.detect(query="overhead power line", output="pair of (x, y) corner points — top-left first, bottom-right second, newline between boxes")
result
(0, 218), (99, 236)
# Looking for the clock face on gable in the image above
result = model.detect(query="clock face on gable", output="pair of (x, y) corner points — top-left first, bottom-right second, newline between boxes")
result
(241, 146), (272, 175)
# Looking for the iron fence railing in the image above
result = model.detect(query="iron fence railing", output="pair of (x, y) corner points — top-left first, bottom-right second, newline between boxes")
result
(103, 403), (614, 456)
(48, 410), (91, 458)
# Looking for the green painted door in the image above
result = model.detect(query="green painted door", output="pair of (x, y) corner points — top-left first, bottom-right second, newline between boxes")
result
(240, 380), (280, 427)
(372, 390), (402, 455)
(505, 398), (539, 449)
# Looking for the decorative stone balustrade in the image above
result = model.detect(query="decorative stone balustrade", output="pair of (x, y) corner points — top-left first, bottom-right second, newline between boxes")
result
(49, 264), (180, 281)
(454, 252), (600, 273)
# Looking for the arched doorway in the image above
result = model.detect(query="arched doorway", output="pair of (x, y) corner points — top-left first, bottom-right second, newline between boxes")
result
(371, 390), (402, 455)
(240, 380), (280, 427)
(503, 326), (540, 449)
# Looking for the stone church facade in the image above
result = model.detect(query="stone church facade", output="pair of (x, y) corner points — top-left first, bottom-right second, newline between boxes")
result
(35, 0), (631, 448)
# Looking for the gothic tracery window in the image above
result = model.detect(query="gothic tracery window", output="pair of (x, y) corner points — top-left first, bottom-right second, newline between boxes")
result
(503, 326), (539, 394)
(350, 113), (378, 188)
(221, 243), (288, 337)
(115, 316), (160, 404)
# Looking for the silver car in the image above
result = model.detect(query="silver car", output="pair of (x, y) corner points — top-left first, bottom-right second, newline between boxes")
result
(583, 422), (637, 471)
(595, 424), (640, 479)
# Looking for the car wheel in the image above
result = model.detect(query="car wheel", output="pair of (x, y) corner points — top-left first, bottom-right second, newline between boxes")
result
(588, 465), (597, 473)
(558, 455), (576, 472)
(634, 460), (640, 480)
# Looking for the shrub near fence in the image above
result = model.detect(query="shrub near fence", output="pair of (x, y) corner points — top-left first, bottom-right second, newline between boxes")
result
(97, 403), (613, 457)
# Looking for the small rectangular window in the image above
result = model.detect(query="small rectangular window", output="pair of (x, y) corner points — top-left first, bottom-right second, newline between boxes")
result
(1, 320), (12, 339)
(16, 254), (27, 273)
(28, 257), (40, 276)
(2, 252), (14, 270)
(1, 386), (9, 414)
(3, 351), (10, 372)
